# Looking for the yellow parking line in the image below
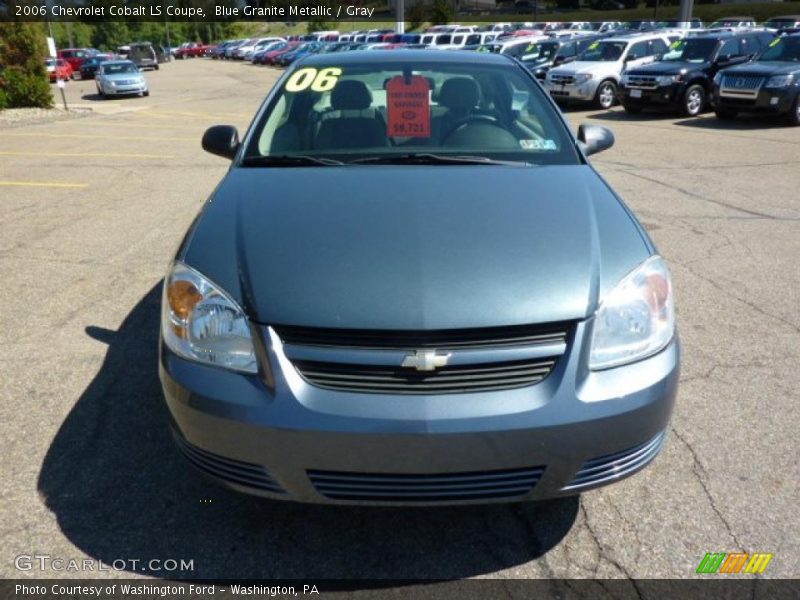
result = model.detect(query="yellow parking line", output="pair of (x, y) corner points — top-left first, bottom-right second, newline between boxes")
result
(147, 109), (252, 119)
(0, 151), (175, 159)
(56, 121), (202, 132)
(0, 180), (87, 188)
(5, 132), (195, 142)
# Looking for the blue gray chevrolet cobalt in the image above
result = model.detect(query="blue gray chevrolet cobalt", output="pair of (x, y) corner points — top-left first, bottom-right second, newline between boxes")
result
(160, 51), (679, 505)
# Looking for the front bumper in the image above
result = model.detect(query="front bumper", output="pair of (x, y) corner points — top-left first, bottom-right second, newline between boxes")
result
(545, 79), (599, 103)
(713, 85), (799, 115)
(103, 83), (148, 96)
(160, 321), (680, 505)
(618, 82), (685, 110)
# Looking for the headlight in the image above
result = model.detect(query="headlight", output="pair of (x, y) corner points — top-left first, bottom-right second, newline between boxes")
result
(657, 75), (681, 86)
(713, 72), (723, 85)
(589, 255), (676, 370)
(106, 80), (116, 87)
(621, 74), (631, 86)
(161, 262), (258, 373)
(766, 74), (794, 88)
(574, 73), (593, 84)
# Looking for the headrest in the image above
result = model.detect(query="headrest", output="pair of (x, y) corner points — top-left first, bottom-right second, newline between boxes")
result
(439, 77), (479, 110)
(331, 80), (372, 110)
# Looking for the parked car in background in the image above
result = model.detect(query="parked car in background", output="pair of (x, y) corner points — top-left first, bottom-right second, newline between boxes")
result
(95, 60), (149, 98)
(128, 42), (159, 70)
(56, 48), (92, 72)
(619, 31), (775, 116)
(45, 57), (73, 82)
(764, 16), (800, 32)
(276, 41), (324, 66)
(707, 17), (757, 30)
(477, 36), (548, 59)
(174, 43), (214, 59)
(546, 33), (674, 108)
(80, 55), (111, 80)
(522, 35), (608, 80)
(712, 33), (800, 125)
(256, 41), (300, 65)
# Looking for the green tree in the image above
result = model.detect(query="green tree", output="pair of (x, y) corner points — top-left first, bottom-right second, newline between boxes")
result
(0, 22), (53, 109)
(429, 0), (454, 25)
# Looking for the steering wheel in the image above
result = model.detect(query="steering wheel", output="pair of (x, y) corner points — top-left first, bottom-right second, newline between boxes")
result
(441, 115), (504, 144)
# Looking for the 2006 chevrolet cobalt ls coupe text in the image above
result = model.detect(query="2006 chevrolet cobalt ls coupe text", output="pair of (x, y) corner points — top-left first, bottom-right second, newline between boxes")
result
(160, 51), (680, 505)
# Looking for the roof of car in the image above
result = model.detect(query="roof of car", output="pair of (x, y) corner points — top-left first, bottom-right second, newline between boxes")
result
(600, 33), (666, 43)
(300, 49), (515, 66)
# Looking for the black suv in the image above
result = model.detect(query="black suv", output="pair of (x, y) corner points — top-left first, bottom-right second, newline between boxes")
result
(521, 35), (607, 80)
(618, 31), (774, 116)
(713, 33), (800, 126)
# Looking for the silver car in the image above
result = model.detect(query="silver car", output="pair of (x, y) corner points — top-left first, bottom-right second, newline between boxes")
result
(95, 60), (149, 98)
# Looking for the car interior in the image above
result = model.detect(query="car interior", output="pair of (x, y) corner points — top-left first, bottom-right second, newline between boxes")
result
(262, 70), (552, 155)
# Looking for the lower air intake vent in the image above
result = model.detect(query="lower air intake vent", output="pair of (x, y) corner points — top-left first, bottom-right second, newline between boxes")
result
(562, 431), (666, 491)
(308, 466), (545, 502)
(173, 431), (285, 494)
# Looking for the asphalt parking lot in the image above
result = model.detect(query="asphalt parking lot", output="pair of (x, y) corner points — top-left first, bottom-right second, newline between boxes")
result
(1, 57), (798, 581)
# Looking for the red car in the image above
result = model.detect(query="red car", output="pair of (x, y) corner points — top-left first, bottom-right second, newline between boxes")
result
(45, 57), (73, 82)
(56, 48), (92, 72)
(259, 42), (299, 65)
(174, 42), (214, 59)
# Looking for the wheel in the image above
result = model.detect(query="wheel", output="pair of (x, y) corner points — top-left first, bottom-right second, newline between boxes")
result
(714, 107), (737, 120)
(154, 65), (160, 70)
(595, 80), (617, 110)
(786, 95), (800, 127)
(143, 90), (150, 97)
(623, 104), (642, 114)
(681, 84), (706, 117)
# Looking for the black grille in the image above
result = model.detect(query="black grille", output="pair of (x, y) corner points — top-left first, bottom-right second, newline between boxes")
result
(173, 431), (285, 494)
(273, 322), (570, 350)
(292, 357), (556, 394)
(308, 466), (545, 502)
(562, 431), (666, 491)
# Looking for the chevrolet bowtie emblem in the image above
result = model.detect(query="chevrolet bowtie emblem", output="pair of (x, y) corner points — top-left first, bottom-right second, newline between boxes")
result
(401, 350), (451, 372)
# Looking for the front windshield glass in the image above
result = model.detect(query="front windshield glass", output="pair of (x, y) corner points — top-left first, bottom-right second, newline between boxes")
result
(578, 41), (626, 62)
(244, 59), (579, 166)
(661, 38), (718, 62)
(103, 63), (138, 75)
(757, 36), (800, 61)
(520, 41), (559, 64)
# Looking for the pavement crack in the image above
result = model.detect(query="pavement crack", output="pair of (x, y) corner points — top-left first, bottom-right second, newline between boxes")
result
(580, 498), (645, 598)
(670, 426), (744, 550)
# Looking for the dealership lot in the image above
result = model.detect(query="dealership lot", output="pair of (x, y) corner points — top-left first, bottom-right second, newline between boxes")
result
(1, 58), (798, 579)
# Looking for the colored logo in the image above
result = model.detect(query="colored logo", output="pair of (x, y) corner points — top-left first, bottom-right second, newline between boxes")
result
(696, 552), (773, 574)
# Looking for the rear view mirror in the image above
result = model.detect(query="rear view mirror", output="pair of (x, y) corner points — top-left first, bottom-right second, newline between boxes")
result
(202, 125), (240, 160)
(577, 124), (615, 157)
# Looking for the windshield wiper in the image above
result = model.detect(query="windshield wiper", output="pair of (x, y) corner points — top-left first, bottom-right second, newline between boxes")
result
(349, 153), (533, 167)
(240, 155), (345, 167)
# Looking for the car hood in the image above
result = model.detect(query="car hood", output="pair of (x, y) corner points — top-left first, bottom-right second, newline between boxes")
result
(722, 61), (799, 76)
(627, 60), (708, 75)
(181, 165), (651, 330)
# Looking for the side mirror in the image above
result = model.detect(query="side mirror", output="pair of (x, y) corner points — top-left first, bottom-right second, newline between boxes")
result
(577, 124), (615, 157)
(202, 125), (240, 160)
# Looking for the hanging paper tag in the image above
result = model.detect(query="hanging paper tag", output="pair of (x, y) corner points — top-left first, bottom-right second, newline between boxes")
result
(386, 75), (431, 138)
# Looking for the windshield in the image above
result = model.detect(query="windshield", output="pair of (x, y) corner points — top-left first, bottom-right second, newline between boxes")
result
(579, 41), (626, 62)
(243, 59), (579, 166)
(661, 38), (718, 62)
(520, 41), (559, 64)
(103, 63), (138, 75)
(758, 36), (800, 61)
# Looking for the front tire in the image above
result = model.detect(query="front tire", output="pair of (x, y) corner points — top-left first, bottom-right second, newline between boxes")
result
(714, 107), (737, 121)
(595, 80), (617, 110)
(682, 84), (706, 117)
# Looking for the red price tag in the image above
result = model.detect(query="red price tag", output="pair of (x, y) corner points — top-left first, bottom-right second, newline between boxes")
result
(386, 75), (431, 138)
